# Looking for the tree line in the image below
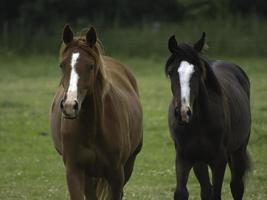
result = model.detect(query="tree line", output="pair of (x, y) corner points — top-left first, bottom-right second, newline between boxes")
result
(1, 0), (267, 27)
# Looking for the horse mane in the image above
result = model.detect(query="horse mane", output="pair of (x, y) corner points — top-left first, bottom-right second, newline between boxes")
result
(59, 37), (108, 95)
(60, 37), (104, 62)
(200, 58), (222, 95)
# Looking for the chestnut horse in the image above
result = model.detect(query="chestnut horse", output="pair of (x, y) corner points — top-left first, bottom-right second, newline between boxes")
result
(50, 25), (143, 200)
(166, 33), (251, 200)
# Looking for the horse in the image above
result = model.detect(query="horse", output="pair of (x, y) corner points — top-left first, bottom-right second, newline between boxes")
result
(165, 33), (251, 200)
(50, 25), (143, 200)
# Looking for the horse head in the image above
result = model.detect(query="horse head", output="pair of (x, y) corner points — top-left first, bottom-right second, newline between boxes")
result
(59, 25), (102, 119)
(165, 32), (206, 124)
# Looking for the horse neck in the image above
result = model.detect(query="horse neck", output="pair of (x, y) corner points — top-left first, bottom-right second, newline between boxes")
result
(80, 56), (109, 133)
(194, 60), (221, 120)
(198, 78), (209, 107)
(202, 59), (222, 94)
(82, 91), (102, 130)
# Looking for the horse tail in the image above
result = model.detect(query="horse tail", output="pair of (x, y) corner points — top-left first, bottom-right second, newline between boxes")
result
(95, 178), (112, 200)
(244, 148), (251, 173)
(238, 139), (252, 182)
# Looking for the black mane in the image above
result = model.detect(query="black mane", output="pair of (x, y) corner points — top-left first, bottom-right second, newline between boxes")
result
(165, 43), (222, 94)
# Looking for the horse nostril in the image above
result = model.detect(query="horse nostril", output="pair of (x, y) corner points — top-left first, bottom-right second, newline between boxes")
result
(187, 109), (192, 117)
(73, 100), (79, 111)
(60, 99), (65, 110)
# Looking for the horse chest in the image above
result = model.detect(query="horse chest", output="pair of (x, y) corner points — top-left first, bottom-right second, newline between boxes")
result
(182, 138), (213, 161)
(74, 144), (107, 175)
(175, 128), (223, 162)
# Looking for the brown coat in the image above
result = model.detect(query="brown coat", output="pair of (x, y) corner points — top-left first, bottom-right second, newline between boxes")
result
(50, 26), (143, 200)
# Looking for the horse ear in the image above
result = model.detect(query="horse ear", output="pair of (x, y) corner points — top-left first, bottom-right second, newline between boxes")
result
(62, 24), (74, 44)
(86, 27), (97, 47)
(194, 32), (206, 52)
(168, 35), (178, 54)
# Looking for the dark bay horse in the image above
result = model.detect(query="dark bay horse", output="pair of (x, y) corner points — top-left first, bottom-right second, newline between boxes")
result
(50, 25), (143, 200)
(165, 33), (251, 200)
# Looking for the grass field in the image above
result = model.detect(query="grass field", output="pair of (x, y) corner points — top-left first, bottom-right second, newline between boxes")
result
(0, 54), (266, 199)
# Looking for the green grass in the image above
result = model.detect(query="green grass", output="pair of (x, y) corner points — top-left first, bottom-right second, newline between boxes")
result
(0, 54), (266, 199)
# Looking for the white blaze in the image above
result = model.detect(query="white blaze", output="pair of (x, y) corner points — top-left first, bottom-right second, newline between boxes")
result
(67, 52), (80, 99)
(178, 61), (195, 107)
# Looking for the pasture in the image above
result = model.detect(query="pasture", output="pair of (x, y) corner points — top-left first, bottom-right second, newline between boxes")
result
(0, 54), (266, 199)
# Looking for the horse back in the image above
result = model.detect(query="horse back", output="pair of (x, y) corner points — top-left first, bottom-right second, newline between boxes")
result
(103, 56), (139, 96)
(211, 60), (251, 150)
(101, 56), (143, 163)
(211, 60), (250, 98)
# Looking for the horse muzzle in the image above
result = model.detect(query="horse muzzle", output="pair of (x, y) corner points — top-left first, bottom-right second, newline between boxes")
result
(60, 98), (79, 119)
(174, 106), (192, 125)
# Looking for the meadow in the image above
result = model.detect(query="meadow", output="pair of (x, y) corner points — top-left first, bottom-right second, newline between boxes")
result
(0, 53), (266, 200)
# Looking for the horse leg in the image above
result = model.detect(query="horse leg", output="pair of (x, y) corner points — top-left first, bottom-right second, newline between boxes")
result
(108, 165), (125, 200)
(84, 176), (97, 200)
(229, 146), (250, 200)
(174, 153), (192, 200)
(210, 152), (227, 200)
(193, 162), (212, 200)
(66, 164), (85, 200)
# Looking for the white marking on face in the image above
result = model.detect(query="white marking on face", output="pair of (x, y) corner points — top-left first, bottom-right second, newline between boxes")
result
(67, 52), (80, 99)
(178, 61), (195, 108)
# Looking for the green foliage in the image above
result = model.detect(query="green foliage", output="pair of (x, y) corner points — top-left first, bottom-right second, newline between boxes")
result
(228, 0), (267, 16)
(2, 0), (267, 25)
(0, 0), (181, 26)
(1, 1), (267, 56)
(0, 55), (267, 199)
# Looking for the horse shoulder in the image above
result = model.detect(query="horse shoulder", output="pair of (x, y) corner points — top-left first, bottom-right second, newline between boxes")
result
(101, 59), (142, 162)
(210, 60), (251, 149)
(103, 56), (139, 95)
(211, 60), (249, 94)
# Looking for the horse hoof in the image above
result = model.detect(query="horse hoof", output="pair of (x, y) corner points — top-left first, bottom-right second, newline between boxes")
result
(174, 189), (189, 200)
